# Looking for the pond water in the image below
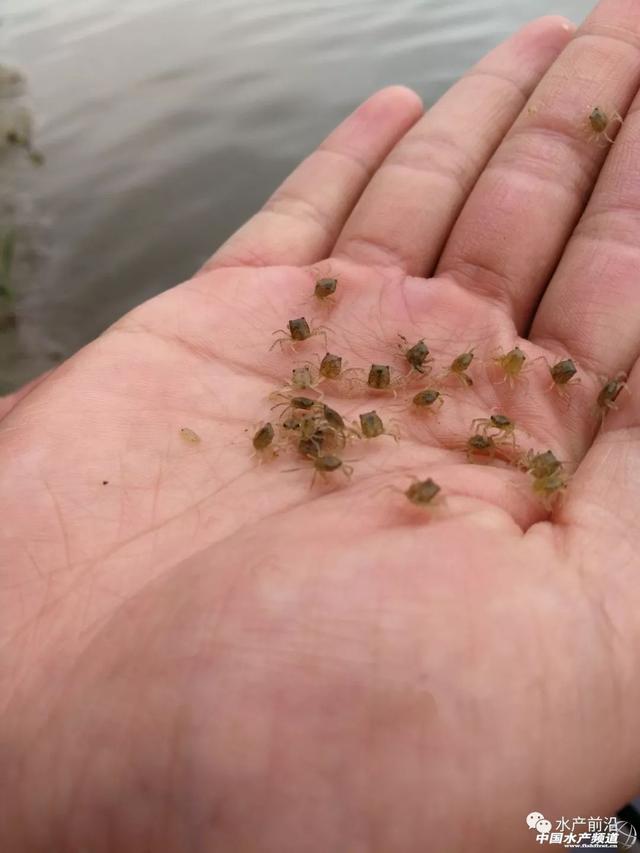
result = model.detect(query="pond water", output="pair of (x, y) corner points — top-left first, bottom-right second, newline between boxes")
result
(1, 0), (589, 391)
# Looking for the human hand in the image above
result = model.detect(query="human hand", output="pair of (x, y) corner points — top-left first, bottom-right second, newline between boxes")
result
(2, 3), (640, 850)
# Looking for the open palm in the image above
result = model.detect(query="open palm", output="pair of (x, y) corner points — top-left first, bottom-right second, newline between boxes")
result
(3, 4), (640, 851)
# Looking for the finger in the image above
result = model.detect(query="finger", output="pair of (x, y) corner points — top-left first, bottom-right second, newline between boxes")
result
(531, 93), (640, 376)
(332, 16), (574, 276)
(560, 359), (640, 578)
(200, 86), (423, 273)
(436, 0), (640, 332)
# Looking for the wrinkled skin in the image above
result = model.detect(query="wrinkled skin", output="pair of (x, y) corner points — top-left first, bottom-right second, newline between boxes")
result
(3, 3), (640, 851)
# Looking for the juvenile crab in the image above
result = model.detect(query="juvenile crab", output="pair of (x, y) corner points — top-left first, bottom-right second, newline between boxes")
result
(271, 394), (319, 423)
(404, 477), (441, 508)
(356, 410), (400, 442)
(410, 388), (445, 414)
(251, 422), (278, 460)
(309, 262), (339, 304)
(471, 413), (518, 451)
(368, 363), (392, 390)
(317, 403), (358, 445)
(276, 402), (350, 453)
(586, 105), (622, 146)
(319, 352), (343, 380)
(548, 358), (577, 386)
(286, 453), (353, 488)
(314, 276), (338, 301)
(530, 469), (568, 509)
(596, 373), (628, 421)
(466, 433), (497, 463)
(443, 348), (475, 387)
(270, 317), (329, 351)
(397, 335), (432, 375)
(359, 363), (406, 396)
(491, 345), (529, 387)
(518, 449), (562, 479)
(547, 358), (580, 399)
(514, 448), (569, 507)
(270, 364), (323, 400)
(296, 423), (340, 458)
(316, 352), (361, 391)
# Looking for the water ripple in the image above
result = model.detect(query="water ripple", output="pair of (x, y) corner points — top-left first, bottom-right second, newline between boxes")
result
(0, 0), (589, 387)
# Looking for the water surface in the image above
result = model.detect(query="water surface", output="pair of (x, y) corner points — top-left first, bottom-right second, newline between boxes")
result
(1, 0), (589, 390)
